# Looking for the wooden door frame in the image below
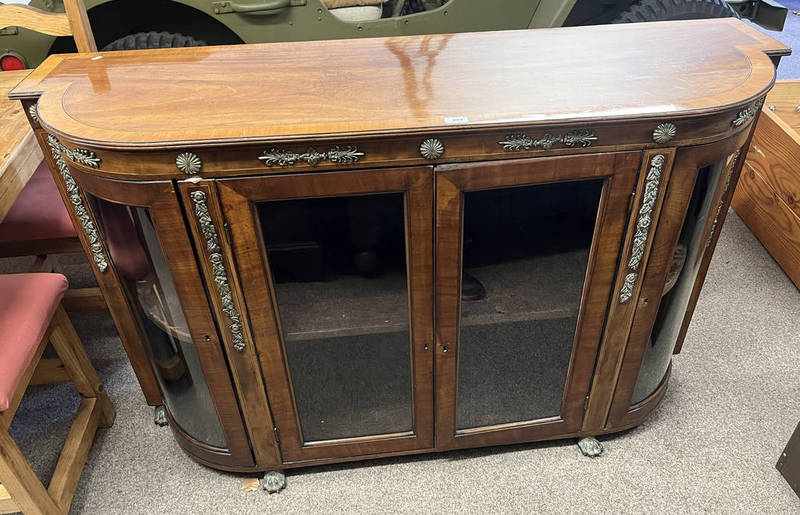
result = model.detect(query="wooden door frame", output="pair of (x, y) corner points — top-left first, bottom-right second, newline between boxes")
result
(35, 131), (161, 405)
(434, 151), (641, 451)
(217, 166), (434, 463)
(70, 169), (255, 468)
(581, 148), (678, 431)
(604, 131), (753, 431)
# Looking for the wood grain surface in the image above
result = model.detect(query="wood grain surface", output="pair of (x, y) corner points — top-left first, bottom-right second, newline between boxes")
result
(10, 18), (787, 149)
(733, 101), (800, 289)
(12, 17), (783, 472)
(0, 4), (72, 36)
(0, 70), (42, 223)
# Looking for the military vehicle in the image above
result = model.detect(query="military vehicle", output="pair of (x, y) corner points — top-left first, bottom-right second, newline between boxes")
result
(0, 0), (788, 71)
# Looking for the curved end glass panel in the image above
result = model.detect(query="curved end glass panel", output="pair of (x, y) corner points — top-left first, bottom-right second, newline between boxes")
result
(257, 193), (412, 443)
(90, 196), (227, 448)
(631, 157), (729, 405)
(456, 179), (603, 430)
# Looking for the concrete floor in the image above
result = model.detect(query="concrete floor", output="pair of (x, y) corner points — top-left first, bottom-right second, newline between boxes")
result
(3, 209), (799, 513)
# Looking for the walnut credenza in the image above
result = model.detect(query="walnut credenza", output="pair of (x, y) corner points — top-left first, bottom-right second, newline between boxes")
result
(9, 18), (788, 484)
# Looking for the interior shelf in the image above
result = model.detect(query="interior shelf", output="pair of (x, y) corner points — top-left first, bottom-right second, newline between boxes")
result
(136, 279), (192, 343)
(276, 248), (587, 342)
(275, 272), (409, 342)
(662, 242), (687, 297)
(461, 249), (587, 327)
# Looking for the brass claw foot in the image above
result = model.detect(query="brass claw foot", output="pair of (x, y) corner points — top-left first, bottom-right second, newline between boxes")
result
(153, 405), (168, 427)
(577, 436), (603, 457)
(260, 470), (286, 494)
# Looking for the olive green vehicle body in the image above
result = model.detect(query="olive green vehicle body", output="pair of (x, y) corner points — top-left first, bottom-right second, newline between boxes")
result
(0, 0), (788, 69)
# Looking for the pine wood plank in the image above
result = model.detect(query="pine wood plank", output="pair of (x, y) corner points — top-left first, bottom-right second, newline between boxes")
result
(0, 70), (42, 224)
(62, 287), (107, 312)
(732, 162), (800, 289)
(0, 4), (71, 36)
(0, 484), (19, 515)
(49, 306), (115, 428)
(30, 358), (71, 386)
(0, 428), (61, 515)
(733, 97), (800, 290)
(62, 0), (96, 53)
(47, 398), (99, 511)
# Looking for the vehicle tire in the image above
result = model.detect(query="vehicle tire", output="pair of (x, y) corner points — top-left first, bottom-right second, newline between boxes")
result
(101, 31), (206, 52)
(612, 0), (739, 23)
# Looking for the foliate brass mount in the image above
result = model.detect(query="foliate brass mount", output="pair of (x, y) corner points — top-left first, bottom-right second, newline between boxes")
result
(67, 148), (102, 168)
(28, 104), (39, 124)
(732, 97), (765, 128)
(652, 123), (676, 144)
(420, 138), (445, 160)
(704, 149), (741, 251)
(43, 132), (101, 168)
(176, 152), (202, 174)
(619, 273), (637, 304)
(189, 190), (246, 352)
(46, 135), (108, 272)
(259, 146), (364, 167)
(629, 154), (665, 270)
(732, 106), (755, 128)
(499, 129), (597, 152)
(619, 154), (665, 303)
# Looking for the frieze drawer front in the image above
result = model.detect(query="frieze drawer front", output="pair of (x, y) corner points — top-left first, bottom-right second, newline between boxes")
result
(11, 18), (786, 481)
(49, 109), (765, 179)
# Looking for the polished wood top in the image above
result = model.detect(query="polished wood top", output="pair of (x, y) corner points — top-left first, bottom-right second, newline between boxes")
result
(1, 70), (43, 222)
(10, 18), (788, 150)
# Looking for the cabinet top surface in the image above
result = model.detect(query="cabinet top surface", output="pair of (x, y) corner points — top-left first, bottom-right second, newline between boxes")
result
(11, 18), (786, 149)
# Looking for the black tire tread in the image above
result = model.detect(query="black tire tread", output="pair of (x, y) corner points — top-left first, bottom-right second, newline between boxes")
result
(612, 0), (739, 23)
(101, 31), (206, 51)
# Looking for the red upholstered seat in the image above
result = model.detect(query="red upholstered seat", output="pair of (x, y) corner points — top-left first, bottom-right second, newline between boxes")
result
(0, 161), (76, 243)
(96, 201), (151, 281)
(0, 273), (68, 412)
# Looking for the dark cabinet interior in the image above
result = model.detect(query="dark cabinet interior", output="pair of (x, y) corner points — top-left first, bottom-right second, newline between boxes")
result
(258, 193), (413, 443)
(456, 180), (603, 430)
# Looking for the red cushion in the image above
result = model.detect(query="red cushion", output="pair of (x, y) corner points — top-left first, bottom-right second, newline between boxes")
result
(96, 201), (151, 281)
(0, 161), (77, 243)
(0, 273), (68, 412)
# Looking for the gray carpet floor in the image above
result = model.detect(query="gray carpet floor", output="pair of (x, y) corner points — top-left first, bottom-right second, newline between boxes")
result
(2, 209), (799, 513)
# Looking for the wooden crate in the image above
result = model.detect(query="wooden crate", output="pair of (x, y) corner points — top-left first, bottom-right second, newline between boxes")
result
(732, 80), (800, 290)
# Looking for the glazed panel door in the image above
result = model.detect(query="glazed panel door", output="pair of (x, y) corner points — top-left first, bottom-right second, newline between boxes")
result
(604, 133), (752, 429)
(66, 170), (255, 468)
(435, 151), (640, 449)
(217, 166), (434, 463)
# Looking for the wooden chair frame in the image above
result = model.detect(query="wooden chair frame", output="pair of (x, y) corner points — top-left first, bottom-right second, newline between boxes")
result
(0, 0), (103, 312)
(0, 0), (96, 53)
(0, 304), (114, 515)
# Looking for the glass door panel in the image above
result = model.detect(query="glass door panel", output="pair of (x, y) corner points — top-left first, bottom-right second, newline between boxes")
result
(258, 194), (413, 442)
(457, 180), (602, 429)
(91, 196), (228, 446)
(599, 139), (750, 430)
(436, 152), (641, 449)
(631, 156), (730, 405)
(71, 173), (254, 469)
(217, 166), (434, 462)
